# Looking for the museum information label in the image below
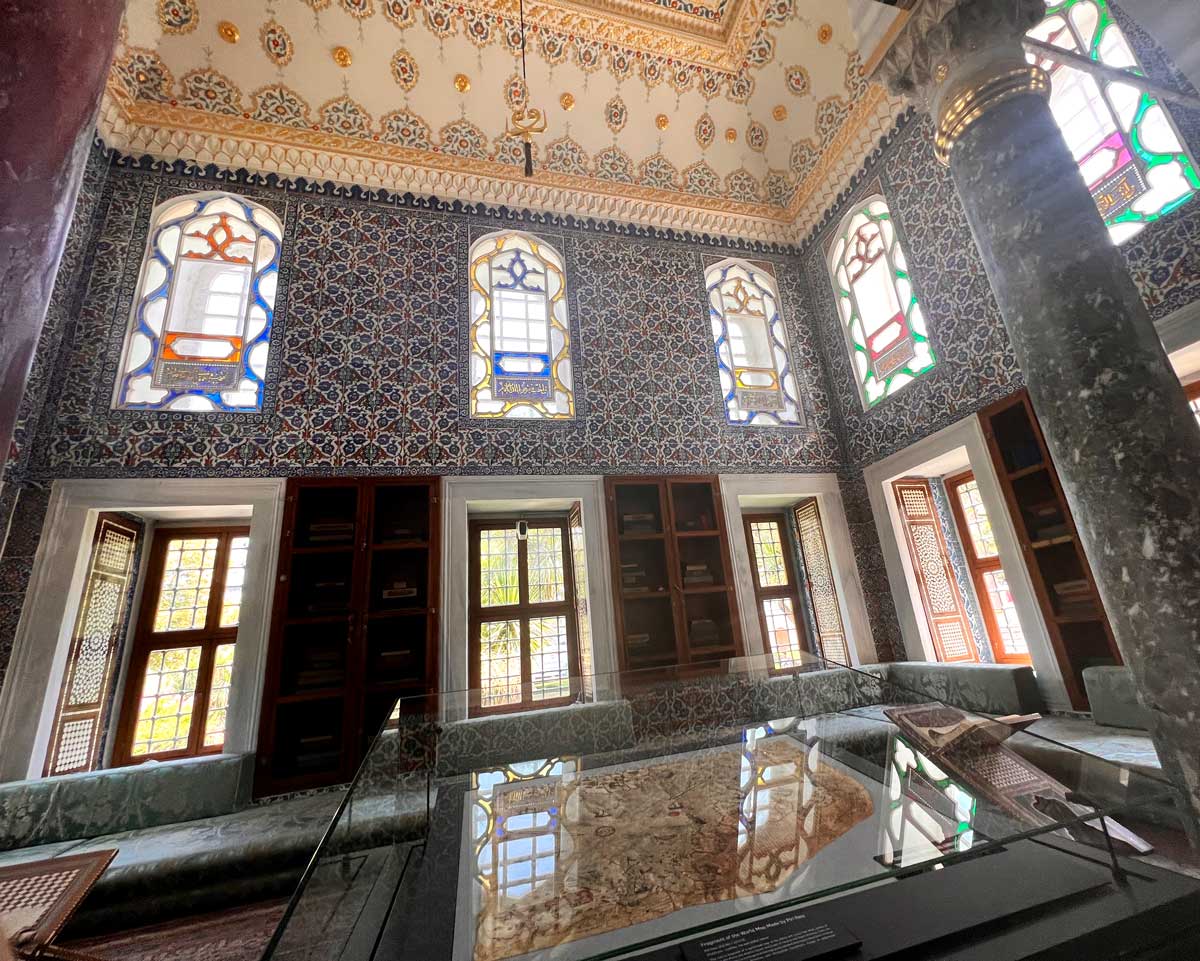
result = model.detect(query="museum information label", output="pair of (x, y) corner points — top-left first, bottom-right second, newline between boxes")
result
(681, 914), (861, 961)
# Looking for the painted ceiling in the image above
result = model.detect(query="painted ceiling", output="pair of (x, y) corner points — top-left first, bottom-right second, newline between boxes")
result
(99, 0), (908, 241)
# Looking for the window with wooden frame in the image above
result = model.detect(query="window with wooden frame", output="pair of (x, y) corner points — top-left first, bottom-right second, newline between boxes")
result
(742, 514), (811, 673)
(113, 526), (249, 764)
(1186, 381), (1200, 429)
(892, 479), (979, 663)
(946, 471), (1031, 666)
(469, 516), (580, 715)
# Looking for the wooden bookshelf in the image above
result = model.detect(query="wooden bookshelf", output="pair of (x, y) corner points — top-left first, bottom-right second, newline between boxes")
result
(254, 477), (440, 797)
(978, 391), (1120, 709)
(605, 476), (743, 675)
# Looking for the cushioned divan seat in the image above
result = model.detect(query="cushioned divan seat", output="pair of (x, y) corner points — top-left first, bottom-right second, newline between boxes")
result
(862, 661), (1045, 716)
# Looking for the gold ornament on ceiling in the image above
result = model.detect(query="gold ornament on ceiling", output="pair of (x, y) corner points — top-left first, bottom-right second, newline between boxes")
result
(655, 113), (670, 130)
(817, 24), (833, 44)
(332, 46), (353, 67)
(934, 62), (949, 83)
(725, 127), (737, 143)
(505, 0), (547, 177)
(772, 104), (787, 122)
(454, 73), (471, 93)
(560, 92), (575, 111)
(217, 20), (240, 43)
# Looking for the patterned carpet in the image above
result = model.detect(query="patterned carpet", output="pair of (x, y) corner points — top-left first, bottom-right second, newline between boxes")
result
(57, 900), (286, 961)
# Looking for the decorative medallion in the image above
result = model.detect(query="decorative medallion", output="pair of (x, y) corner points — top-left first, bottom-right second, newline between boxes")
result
(320, 96), (372, 137)
(504, 74), (528, 110)
(381, 109), (432, 148)
(818, 23), (833, 44)
(727, 72), (754, 103)
(260, 21), (294, 67)
(179, 69), (242, 116)
(605, 96), (627, 134)
(695, 112), (714, 148)
(391, 49), (419, 91)
(655, 113), (670, 131)
(746, 122), (767, 152)
(217, 20), (240, 43)
(609, 50), (633, 81)
(382, 0), (415, 29)
(559, 92), (576, 111)
(332, 45), (353, 67)
(454, 73), (471, 93)
(641, 58), (665, 88)
(772, 104), (787, 122)
(725, 127), (737, 143)
(251, 84), (311, 127)
(158, 0), (199, 35)
(785, 65), (810, 96)
(342, 0), (374, 18)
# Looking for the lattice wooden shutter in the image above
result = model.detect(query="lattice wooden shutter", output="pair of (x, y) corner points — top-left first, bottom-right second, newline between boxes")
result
(43, 514), (141, 776)
(793, 499), (850, 665)
(892, 480), (978, 663)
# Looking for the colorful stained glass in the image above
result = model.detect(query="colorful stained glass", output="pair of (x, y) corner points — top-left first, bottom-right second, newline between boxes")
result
(116, 193), (283, 411)
(830, 197), (935, 408)
(706, 259), (803, 425)
(469, 231), (574, 419)
(1028, 0), (1198, 243)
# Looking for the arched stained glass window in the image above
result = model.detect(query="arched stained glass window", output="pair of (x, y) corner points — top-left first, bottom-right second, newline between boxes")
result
(115, 192), (282, 412)
(469, 231), (574, 420)
(829, 197), (935, 409)
(1028, 0), (1198, 243)
(706, 259), (803, 426)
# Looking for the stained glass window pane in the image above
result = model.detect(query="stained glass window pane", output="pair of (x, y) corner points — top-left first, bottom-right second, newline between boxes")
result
(706, 259), (803, 426)
(203, 642), (236, 747)
(1029, 0), (1198, 241)
(130, 646), (202, 756)
(830, 197), (935, 408)
(480, 529), (520, 607)
(527, 528), (566, 604)
(953, 481), (999, 559)
(1189, 393), (1200, 428)
(153, 537), (219, 632)
(220, 536), (249, 627)
(469, 232), (574, 419)
(480, 620), (522, 708)
(761, 597), (804, 671)
(116, 193), (282, 411)
(749, 521), (789, 588)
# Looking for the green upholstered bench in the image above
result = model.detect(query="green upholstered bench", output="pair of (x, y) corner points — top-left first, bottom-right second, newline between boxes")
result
(861, 661), (1046, 717)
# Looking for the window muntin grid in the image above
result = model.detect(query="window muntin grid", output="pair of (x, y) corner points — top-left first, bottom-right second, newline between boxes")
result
(829, 197), (935, 408)
(1027, 0), (1198, 243)
(116, 193), (282, 411)
(469, 231), (574, 419)
(706, 259), (803, 426)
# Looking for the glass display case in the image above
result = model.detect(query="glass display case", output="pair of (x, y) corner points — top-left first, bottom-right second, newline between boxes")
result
(262, 653), (1184, 961)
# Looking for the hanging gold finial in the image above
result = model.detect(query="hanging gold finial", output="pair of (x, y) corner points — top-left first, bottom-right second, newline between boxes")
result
(504, 0), (545, 177)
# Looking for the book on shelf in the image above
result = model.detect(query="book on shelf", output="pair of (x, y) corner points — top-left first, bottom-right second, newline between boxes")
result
(621, 512), (658, 533)
(1032, 522), (1071, 541)
(626, 633), (651, 649)
(1052, 579), (1091, 597)
(381, 585), (419, 600)
(688, 619), (721, 645)
(294, 669), (344, 688)
(683, 575), (715, 586)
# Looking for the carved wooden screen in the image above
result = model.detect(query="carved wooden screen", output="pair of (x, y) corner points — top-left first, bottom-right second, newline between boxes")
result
(892, 479), (978, 663)
(792, 499), (850, 665)
(43, 514), (141, 776)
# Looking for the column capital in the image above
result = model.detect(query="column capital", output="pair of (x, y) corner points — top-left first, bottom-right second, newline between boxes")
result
(877, 0), (1051, 163)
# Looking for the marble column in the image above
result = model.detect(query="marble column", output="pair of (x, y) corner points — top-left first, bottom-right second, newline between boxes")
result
(881, 0), (1200, 833)
(0, 1), (124, 474)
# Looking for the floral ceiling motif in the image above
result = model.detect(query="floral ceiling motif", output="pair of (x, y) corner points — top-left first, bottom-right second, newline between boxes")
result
(101, 0), (907, 242)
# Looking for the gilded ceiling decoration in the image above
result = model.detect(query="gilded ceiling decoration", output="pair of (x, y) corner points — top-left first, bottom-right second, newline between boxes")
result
(99, 0), (909, 242)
